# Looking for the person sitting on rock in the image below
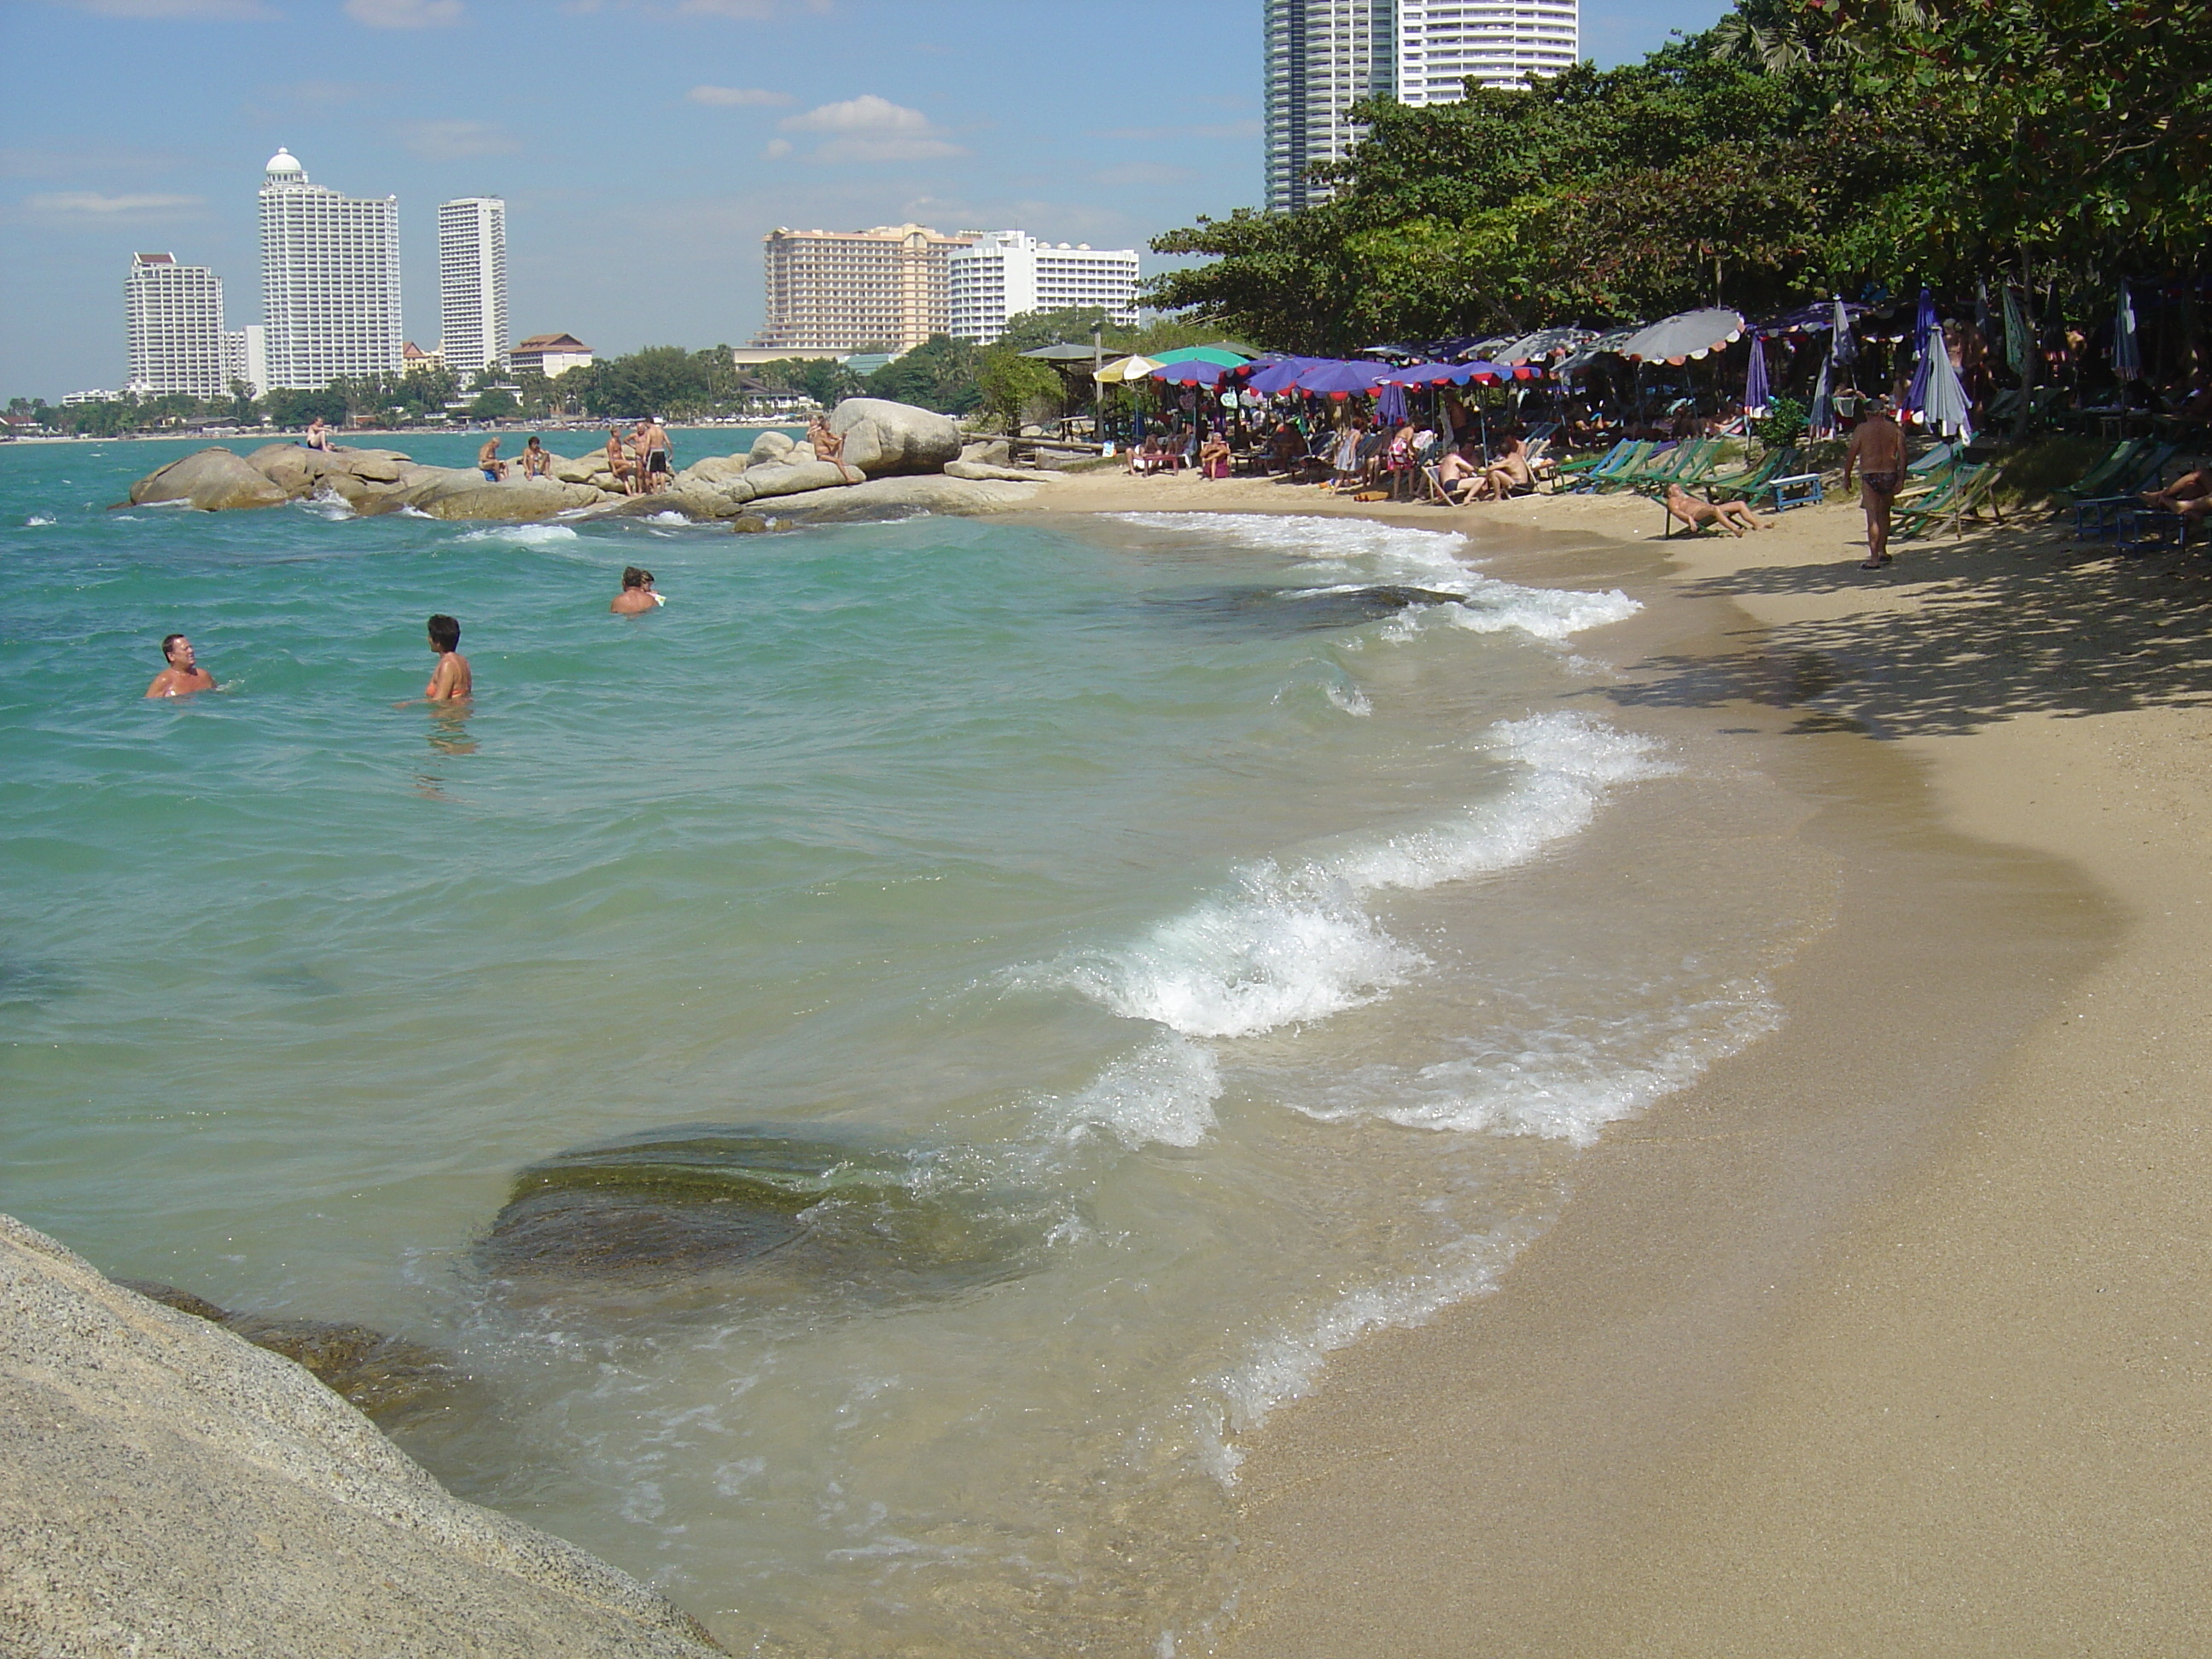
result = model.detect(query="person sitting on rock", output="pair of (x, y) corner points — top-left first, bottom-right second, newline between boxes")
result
(1663, 481), (1768, 537)
(304, 417), (334, 452)
(807, 414), (861, 482)
(477, 436), (508, 482)
(144, 632), (216, 699)
(605, 427), (637, 495)
(610, 567), (664, 615)
(520, 435), (552, 479)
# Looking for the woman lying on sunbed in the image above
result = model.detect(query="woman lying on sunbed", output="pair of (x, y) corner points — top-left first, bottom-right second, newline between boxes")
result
(1664, 481), (1769, 537)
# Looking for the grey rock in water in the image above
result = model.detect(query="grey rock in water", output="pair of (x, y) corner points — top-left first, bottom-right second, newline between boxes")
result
(738, 457), (860, 500)
(480, 1124), (1032, 1299)
(829, 398), (963, 477)
(765, 473), (1041, 524)
(405, 474), (608, 521)
(945, 457), (1051, 483)
(0, 1212), (725, 1658)
(127, 446), (293, 512)
(676, 454), (753, 492)
(745, 429), (797, 469)
(728, 513), (773, 534)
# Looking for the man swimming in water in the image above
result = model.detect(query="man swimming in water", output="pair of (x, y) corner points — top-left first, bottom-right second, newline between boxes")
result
(144, 632), (216, 698)
(423, 614), (472, 702)
(610, 567), (664, 614)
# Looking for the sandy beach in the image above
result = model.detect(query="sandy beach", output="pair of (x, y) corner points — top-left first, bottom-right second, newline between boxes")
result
(1028, 463), (2212, 1653)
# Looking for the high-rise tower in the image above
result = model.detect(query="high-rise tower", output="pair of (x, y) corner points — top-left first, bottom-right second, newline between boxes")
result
(258, 148), (402, 390)
(1264, 1), (1580, 212)
(125, 253), (227, 399)
(438, 197), (509, 378)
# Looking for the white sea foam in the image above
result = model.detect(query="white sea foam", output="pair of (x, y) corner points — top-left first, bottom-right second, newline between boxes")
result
(1046, 1033), (1223, 1150)
(457, 521), (579, 544)
(1034, 713), (1670, 1041)
(24, 515), (55, 527)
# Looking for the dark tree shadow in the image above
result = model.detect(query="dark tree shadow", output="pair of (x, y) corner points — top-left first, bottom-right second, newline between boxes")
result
(1603, 516), (2212, 739)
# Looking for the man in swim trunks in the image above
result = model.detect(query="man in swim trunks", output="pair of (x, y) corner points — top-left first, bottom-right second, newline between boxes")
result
(1435, 439), (1483, 503)
(477, 436), (508, 482)
(1842, 394), (1906, 568)
(640, 417), (673, 490)
(1663, 481), (1769, 538)
(610, 566), (664, 614)
(144, 632), (216, 699)
(521, 434), (553, 479)
(304, 416), (334, 452)
(423, 614), (472, 702)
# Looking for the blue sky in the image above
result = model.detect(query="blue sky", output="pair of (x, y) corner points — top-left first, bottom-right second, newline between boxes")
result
(0, 0), (1732, 400)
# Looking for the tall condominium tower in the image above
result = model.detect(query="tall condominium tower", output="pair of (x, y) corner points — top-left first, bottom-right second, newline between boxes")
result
(258, 148), (403, 390)
(752, 224), (973, 354)
(438, 196), (509, 377)
(125, 253), (227, 398)
(947, 232), (1141, 346)
(1264, 0), (1580, 211)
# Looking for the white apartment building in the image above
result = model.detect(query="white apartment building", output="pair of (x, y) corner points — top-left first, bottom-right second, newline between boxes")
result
(258, 148), (403, 390)
(439, 196), (509, 377)
(222, 324), (268, 398)
(946, 232), (1141, 346)
(754, 224), (972, 354)
(125, 253), (227, 399)
(1264, 0), (1580, 210)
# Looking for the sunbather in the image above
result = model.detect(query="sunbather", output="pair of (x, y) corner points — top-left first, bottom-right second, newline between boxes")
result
(1664, 481), (1768, 537)
(2142, 468), (2212, 515)
(1475, 434), (1534, 500)
(1435, 440), (1482, 504)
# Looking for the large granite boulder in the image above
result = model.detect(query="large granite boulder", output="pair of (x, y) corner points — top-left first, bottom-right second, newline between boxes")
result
(551, 453), (613, 487)
(745, 430), (797, 469)
(761, 474), (1043, 525)
(479, 1124), (1029, 1301)
(0, 1212), (724, 1657)
(673, 455), (752, 492)
(737, 458), (859, 501)
(128, 447), (292, 512)
(244, 444), (413, 499)
(403, 473), (608, 521)
(827, 399), (962, 477)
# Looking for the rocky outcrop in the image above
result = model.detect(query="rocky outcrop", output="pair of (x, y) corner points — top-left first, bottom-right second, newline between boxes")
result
(828, 399), (963, 477)
(403, 475), (608, 521)
(0, 1212), (724, 1657)
(736, 457), (859, 501)
(746, 429), (797, 469)
(128, 447), (293, 512)
(760, 474), (1042, 525)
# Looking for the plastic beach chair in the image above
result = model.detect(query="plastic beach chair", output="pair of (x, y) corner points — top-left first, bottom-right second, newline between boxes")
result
(1570, 439), (1659, 492)
(2054, 439), (2146, 504)
(1616, 438), (1722, 495)
(1893, 462), (2001, 539)
(1704, 446), (1801, 504)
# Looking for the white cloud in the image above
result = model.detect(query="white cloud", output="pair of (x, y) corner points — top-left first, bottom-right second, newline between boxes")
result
(399, 120), (520, 160)
(688, 85), (794, 107)
(345, 0), (462, 26)
(26, 191), (205, 216)
(776, 95), (966, 165)
(52, 0), (272, 16)
(761, 137), (794, 160)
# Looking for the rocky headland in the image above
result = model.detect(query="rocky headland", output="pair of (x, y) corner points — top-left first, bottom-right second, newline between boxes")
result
(123, 399), (1054, 526)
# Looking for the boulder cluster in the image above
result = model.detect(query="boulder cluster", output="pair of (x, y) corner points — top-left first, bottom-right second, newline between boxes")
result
(123, 399), (1037, 526)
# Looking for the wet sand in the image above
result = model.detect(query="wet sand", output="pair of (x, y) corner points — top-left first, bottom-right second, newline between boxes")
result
(1041, 466), (2212, 1653)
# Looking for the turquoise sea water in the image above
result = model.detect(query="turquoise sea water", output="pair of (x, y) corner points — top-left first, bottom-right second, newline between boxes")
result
(0, 436), (1828, 1654)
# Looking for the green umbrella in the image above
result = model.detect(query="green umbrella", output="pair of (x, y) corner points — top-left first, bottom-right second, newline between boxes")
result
(1149, 346), (1249, 368)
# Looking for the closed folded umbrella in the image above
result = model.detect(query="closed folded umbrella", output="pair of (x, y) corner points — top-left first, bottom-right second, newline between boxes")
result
(2002, 287), (2030, 381)
(1903, 286), (1938, 417)
(1377, 380), (1409, 423)
(1903, 287), (1973, 441)
(1621, 307), (1746, 364)
(1829, 294), (1857, 368)
(1808, 353), (1834, 437)
(2113, 280), (2141, 381)
(1743, 335), (1771, 416)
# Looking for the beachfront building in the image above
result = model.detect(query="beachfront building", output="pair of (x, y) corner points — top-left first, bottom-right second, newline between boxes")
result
(509, 333), (595, 378)
(125, 253), (227, 399)
(946, 232), (1142, 346)
(438, 196), (509, 377)
(1264, 0), (1580, 210)
(258, 147), (403, 390)
(753, 224), (972, 354)
(222, 324), (267, 398)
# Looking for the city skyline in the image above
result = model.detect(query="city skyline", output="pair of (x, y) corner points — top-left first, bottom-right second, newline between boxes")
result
(0, 0), (1731, 400)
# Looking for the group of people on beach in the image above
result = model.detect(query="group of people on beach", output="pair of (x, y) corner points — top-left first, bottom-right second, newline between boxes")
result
(144, 568), (664, 702)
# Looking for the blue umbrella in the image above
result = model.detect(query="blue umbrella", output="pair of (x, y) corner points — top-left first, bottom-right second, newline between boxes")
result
(1743, 335), (1771, 417)
(1377, 380), (1408, 423)
(1295, 359), (1388, 399)
(1829, 294), (1857, 369)
(1904, 287), (1973, 440)
(1904, 286), (1939, 418)
(2113, 280), (2141, 381)
(1150, 359), (1231, 387)
(1808, 353), (1834, 438)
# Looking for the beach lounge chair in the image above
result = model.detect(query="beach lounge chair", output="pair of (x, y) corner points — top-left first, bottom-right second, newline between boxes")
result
(2054, 439), (2147, 505)
(1703, 445), (1800, 504)
(1570, 440), (1657, 493)
(1892, 462), (2002, 539)
(1555, 439), (1634, 482)
(2116, 505), (2197, 556)
(1616, 438), (1723, 495)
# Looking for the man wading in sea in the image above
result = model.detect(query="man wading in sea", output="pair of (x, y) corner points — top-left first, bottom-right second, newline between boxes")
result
(610, 567), (664, 614)
(1842, 394), (1906, 569)
(422, 614), (472, 702)
(144, 632), (216, 699)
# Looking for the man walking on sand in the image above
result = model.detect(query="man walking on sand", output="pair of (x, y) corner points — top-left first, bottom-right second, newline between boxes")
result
(1842, 394), (1906, 569)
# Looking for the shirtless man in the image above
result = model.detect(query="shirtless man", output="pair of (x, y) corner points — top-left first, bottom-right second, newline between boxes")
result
(1435, 439), (1483, 503)
(807, 414), (861, 482)
(423, 614), (472, 702)
(2142, 467), (2212, 521)
(1842, 395), (1907, 568)
(605, 427), (637, 495)
(477, 436), (508, 482)
(144, 632), (216, 699)
(1663, 481), (1768, 537)
(304, 416), (334, 452)
(610, 566), (664, 614)
(520, 434), (552, 479)
(640, 417), (673, 491)
(1476, 434), (1534, 500)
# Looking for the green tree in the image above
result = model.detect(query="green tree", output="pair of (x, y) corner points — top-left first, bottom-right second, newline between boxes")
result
(977, 348), (1062, 431)
(469, 387), (521, 421)
(264, 387), (349, 428)
(864, 335), (984, 413)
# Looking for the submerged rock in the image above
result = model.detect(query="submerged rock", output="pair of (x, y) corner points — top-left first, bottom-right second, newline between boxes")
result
(118, 1280), (461, 1425)
(480, 1124), (1031, 1297)
(1, 1213), (725, 1656)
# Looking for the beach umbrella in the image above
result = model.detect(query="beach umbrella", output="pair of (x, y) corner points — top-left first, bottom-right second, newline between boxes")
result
(1903, 286), (1939, 416)
(1829, 294), (1858, 368)
(1294, 359), (1388, 399)
(1095, 355), (1158, 385)
(1620, 307), (1746, 364)
(2002, 286), (2031, 381)
(1151, 346), (1249, 368)
(1743, 335), (1771, 417)
(1243, 357), (1326, 395)
(1557, 326), (1640, 378)
(1377, 380), (1409, 423)
(1377, 361), (1484, 387)
(1808, 353), (1834, 438)
(1149, 358), (1231, 387)
(2113, 280), (2141, 381)
(1495, 326), (1598, 367)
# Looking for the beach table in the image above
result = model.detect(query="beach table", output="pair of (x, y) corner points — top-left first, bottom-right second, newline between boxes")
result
(1769, 473), (1825, 511)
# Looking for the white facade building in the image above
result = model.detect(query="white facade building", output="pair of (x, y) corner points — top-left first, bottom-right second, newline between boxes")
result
(222, 324), (268, 398)
(1264, 0), (1580, 211)
(125, 253), (227, 399)
(258, 148), (403, 390)
(946, 232), (1141, 346)
(438, 196), (509, 377)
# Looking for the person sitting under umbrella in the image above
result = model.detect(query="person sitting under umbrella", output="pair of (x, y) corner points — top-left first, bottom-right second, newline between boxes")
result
(1475, 433), (1534, 500)
(1663, 480), (1768, 537)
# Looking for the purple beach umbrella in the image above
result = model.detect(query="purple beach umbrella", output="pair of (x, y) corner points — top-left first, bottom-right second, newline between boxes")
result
(1743, 334), (1771, 416)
